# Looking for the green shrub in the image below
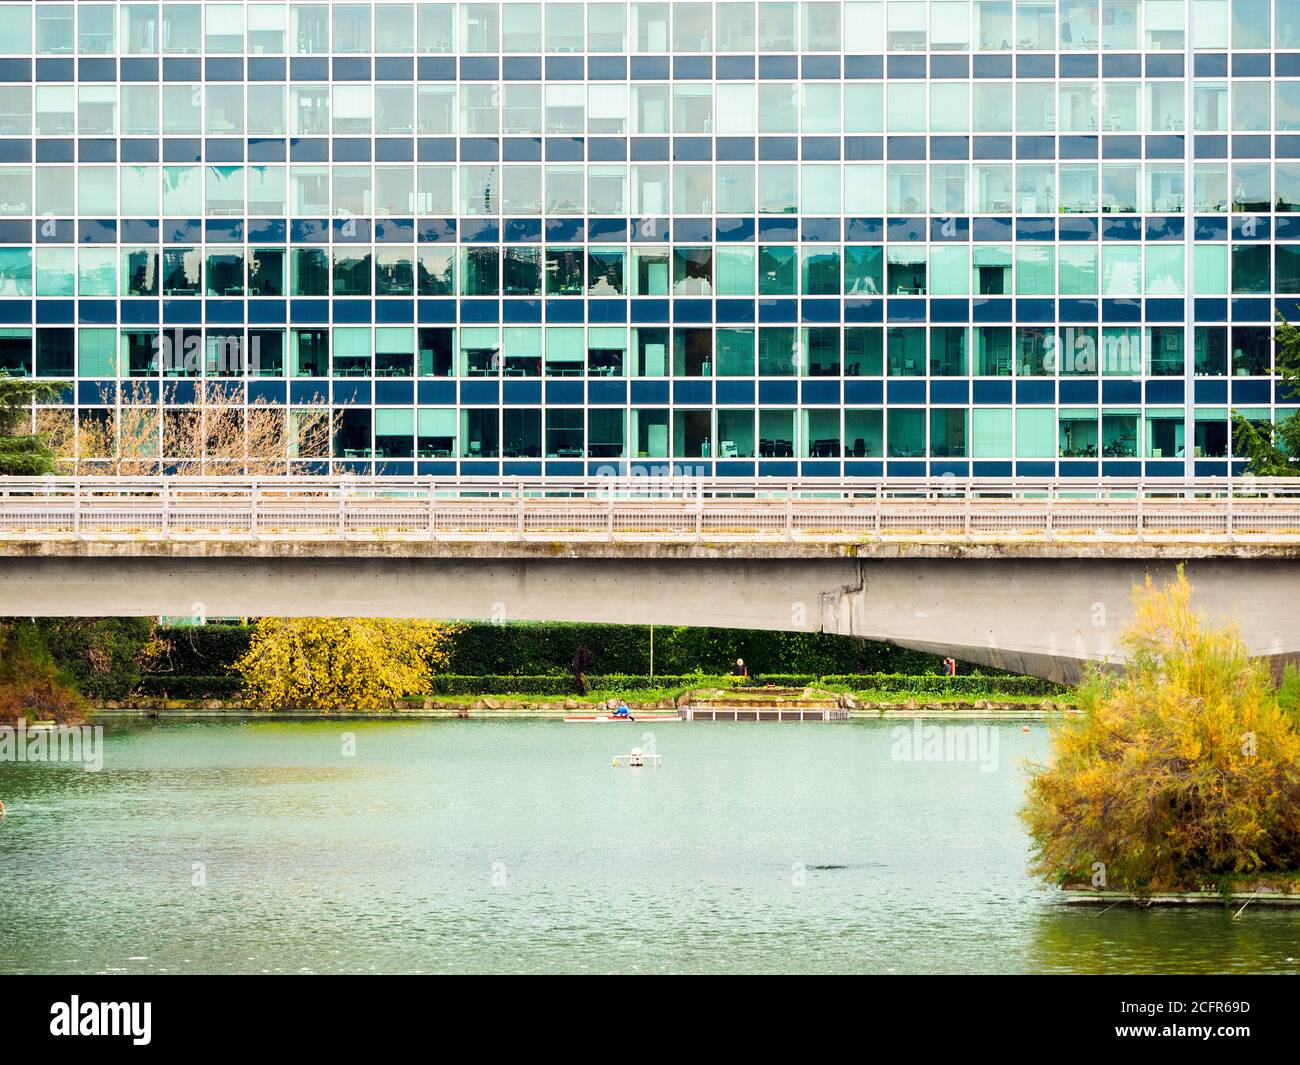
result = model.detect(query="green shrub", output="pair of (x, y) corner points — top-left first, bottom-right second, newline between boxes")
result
(0, 621), (85, 723)
(128, 670), (1060, 702)
(426, 674), (742, 696)
(444, 622), (953, 676)
(37, 617), (156, 700)
(446, 623), (652, 674)
(749, 673), (818, 687)
(134, 674), (242, 699)
(152, 625), (252, 676)
(428, 675), (571, 695)
(821, 673), (1064, 696)
(1278, 663), (1300, 728)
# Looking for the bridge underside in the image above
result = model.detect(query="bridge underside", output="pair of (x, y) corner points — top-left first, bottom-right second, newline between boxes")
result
(3, 546), (1297, 683)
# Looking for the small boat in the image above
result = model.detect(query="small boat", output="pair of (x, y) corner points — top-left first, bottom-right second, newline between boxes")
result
(563, 713), (680, 724)
(613, 747), (663, 767)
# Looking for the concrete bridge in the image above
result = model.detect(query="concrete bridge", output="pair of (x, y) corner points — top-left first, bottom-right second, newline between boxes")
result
(3, 476), (1300, 683)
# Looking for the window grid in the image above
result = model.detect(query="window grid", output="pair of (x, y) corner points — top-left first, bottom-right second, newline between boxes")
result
(0, 2), (1296, 474)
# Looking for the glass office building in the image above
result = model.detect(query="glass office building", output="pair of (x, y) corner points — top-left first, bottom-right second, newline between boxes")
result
(0, 1), (1298, 477)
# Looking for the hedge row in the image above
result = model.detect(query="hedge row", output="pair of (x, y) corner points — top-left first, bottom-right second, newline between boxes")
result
(153, 626), (252, 677)
(131, 673), (736, 699)
(820, 673), (1066, 696)
(445, 623), (952, 676)
(428, 674), (741, 695)
(129, 672), (1062, 700)
(151, 622), (963, 678)
(749, 673), (817, 687)
(134, 674), (242, 699)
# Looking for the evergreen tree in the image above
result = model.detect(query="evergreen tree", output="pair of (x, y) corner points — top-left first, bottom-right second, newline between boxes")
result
(0, 377), (62, 476)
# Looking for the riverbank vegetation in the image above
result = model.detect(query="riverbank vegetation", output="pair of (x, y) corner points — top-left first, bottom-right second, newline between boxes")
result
(0, 615), (1066, 709)
(5, 615), (1067, 710)
(234, 618), (459, 711)
(1022, 570), (1300, 893)
(21, 616), (963, 684)
(0, 621), (85, 724)
(36, 618), (158, 700)
(137, 621), (992, 693)
(123, 673), (1069, 709)
(0, 616), (169, 722)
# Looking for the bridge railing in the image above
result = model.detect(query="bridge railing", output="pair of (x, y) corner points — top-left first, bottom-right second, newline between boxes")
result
(5, 475), (1300, 501)
(2, 476), (1300, 542)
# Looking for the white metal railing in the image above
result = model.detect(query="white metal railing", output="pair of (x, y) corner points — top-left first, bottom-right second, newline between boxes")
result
(1, 476), (1299, 543)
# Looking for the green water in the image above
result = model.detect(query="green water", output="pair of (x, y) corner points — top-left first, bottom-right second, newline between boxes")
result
(0, 719), (1297, 974)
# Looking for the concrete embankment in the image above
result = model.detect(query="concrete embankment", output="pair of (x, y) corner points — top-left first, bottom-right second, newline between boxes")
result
(87, 690), (1076, 721)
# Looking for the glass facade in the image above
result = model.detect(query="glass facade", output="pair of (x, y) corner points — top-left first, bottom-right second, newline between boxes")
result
(0, 1), (1298, 476)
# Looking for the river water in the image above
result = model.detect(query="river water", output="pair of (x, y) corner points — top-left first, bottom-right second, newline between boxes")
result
(1, 719), (1296, 974)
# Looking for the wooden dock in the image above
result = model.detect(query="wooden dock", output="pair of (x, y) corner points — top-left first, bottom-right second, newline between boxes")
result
(682, 705), (849, 722)
(680, 687), (849, 722)
(1063, 889), (1300, 907)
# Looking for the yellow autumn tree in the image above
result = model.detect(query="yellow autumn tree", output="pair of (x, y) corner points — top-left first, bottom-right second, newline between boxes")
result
(235, 618), (459, 711)
(1022, 569), (1300, 892)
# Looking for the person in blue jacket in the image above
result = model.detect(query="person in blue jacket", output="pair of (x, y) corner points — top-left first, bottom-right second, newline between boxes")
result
(612, 701), (632, 718)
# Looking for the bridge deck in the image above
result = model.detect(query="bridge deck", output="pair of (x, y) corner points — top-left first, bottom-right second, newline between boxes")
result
(2, 477), (1300, 546)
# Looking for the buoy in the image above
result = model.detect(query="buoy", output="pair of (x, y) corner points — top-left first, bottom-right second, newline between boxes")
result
(1021, 725), (1031, 733)
(612, 756), (620, 767)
